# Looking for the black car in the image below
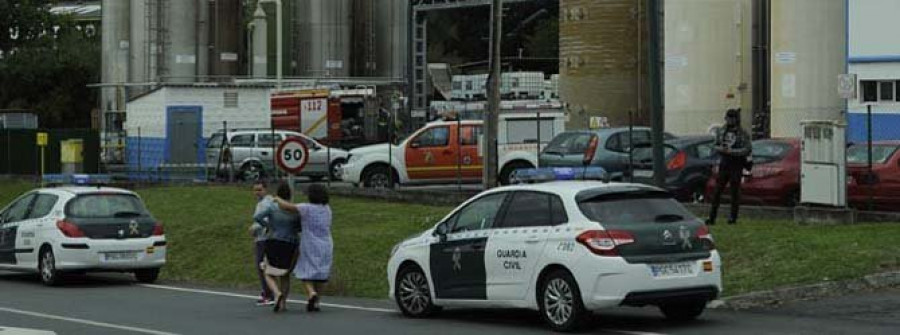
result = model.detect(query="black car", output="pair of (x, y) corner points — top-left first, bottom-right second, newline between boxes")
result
(628, 135), (718, 202)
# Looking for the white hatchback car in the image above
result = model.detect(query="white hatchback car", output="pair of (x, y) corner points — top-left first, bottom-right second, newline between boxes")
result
(388, 180), (721, 332)
(0, 184), (166, 286)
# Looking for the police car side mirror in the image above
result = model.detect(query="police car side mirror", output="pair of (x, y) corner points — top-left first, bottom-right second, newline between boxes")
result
(433, 222), (449, 241)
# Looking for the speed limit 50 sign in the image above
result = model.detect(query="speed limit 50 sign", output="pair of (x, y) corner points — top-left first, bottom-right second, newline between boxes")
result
(276, 138), (310, 175)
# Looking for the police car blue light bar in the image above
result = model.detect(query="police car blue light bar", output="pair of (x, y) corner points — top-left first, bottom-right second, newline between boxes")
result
(43, 174), (112, 185)
(511, 167), (609, 184)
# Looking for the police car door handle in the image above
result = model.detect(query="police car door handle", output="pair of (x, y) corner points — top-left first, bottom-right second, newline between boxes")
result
(526, 236), (541, 244)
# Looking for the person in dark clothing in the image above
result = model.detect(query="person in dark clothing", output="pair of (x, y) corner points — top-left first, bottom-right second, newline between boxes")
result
(708, 109), (752, 225)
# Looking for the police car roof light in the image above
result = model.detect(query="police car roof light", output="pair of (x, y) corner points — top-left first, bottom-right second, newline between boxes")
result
(510, 167), (609, 184)
(43, 174), (113, 187)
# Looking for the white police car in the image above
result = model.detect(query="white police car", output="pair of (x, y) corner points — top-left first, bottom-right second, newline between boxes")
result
(0, 175), (166, 286)
(387, 168), (721, 332)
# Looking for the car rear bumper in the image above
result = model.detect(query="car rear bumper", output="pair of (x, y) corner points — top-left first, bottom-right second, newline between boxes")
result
(53, 238), (166, 271)
(574, 253), (722, 310)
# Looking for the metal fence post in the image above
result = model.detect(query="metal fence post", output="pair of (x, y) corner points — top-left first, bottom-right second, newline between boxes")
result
(867, 104), (873, 211)
(536, 111), (541, 168)
(137, 127), (142, 181)
(457, 117), (462, 191)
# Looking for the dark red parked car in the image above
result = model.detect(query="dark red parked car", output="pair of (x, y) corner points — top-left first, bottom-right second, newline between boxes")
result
(705, 138), (801, 207)
(847, 141), (900, 211)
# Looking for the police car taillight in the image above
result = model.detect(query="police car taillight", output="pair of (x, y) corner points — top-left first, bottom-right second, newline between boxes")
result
(696, 225), (716, 250)
(152, 222), (165, 236)
(576, 230), (635, 256)
(56, 220), (85, 238)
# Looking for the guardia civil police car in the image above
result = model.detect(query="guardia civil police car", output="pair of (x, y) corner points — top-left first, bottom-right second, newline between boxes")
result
(0, 175), (166, 286)
(387, 168), (721, 332)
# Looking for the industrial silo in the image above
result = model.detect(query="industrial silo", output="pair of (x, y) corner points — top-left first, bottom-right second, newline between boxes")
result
(162, 0), (198, 83)
(296, 0), (353, 77)
(664, 0), (753, 136)
(129, 0), (152, 89)
(559, 0), (649, 129)
(374, 0), (408, 80)
(101, 0), (129, 109)
(769, 0), (846, 138)
(208, 0), (244, 78)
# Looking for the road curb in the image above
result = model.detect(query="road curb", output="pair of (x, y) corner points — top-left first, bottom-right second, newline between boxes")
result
(710, 270), (900, 309)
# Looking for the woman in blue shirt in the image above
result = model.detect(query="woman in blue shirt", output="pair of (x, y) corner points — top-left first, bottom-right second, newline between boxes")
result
(254, 182), (301, 312)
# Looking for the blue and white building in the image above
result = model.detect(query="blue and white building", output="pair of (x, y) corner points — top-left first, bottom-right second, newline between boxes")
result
(124, 84), (272, 177)
(848, 0), (900, 141)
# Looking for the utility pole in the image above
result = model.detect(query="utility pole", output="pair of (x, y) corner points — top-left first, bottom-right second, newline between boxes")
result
(483, 0), (502, 189)
(648, 0), (666, 187)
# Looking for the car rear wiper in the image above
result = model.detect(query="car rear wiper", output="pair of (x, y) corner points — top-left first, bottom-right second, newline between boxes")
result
(113, 211), (143, 218)
(654, 214), (685, 223)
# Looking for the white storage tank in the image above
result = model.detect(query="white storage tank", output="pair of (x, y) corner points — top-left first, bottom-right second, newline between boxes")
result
(664, 0), (752, 135)
(374, 0), (408, 80)
(162, 0), (198, 83)
(296, 0), (352, 77)
(769, 0), (846, 138)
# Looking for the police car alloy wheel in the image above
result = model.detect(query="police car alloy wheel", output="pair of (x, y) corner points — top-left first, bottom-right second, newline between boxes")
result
(39, 248), (60, 286)
(538, 270), (588, 332)
(395, 265), (438, 317)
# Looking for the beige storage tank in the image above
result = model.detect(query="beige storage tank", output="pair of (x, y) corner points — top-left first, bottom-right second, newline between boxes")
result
(664, 0), (753, 136)
(559, 0), (649, 129)
(769, 0), (846, 138)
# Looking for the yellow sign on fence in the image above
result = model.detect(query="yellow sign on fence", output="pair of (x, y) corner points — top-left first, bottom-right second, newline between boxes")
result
(36, 132), (48, 146)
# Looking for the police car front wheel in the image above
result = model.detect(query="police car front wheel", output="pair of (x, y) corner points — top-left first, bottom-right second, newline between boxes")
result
(538, 269), (588, 332)
(395, 265), (439, 317)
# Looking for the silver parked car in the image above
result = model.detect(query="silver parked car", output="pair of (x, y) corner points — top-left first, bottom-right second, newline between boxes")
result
(206, 129), (349, 182)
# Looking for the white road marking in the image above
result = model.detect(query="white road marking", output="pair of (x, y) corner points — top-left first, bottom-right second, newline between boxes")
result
(138, 284), (396, 313)
(0, 307), (179, 335)
(138, 284), (667, 334)
(607, 330), (668, 335)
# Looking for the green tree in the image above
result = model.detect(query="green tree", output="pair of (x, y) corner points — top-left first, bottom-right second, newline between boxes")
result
(0, 0), (99, 128)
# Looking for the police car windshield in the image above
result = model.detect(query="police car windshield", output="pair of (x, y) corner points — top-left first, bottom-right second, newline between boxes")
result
(577, 192), (693, 225)
(66, 194), (149, 219)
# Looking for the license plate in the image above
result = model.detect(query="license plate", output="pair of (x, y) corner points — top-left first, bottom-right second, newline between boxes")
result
(633, 170), (653, 178)
(103, 251), (138, 262)
(649, 262), (695, 278)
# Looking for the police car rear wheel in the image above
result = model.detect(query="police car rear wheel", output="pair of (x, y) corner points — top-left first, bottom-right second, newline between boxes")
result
(134, 268), (160, 284)
(539, 270), (588, 332)
(659, 300), (707, 322)
(39, 248), (60, 286)
(395, 266), (438, 317)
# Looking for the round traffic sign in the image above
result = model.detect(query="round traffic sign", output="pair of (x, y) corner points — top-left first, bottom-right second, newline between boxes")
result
(276, 138), (309, 175)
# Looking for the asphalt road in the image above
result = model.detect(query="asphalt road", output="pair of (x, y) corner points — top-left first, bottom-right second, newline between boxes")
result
(1, 272), (898, 335)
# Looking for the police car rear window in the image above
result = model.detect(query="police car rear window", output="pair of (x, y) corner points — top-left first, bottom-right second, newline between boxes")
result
(577, 191), (693, 225)
(66, 194), (149, 219)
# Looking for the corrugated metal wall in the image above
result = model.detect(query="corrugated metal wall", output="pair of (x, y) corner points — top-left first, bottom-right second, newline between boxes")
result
(559, 0), (649, 129)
